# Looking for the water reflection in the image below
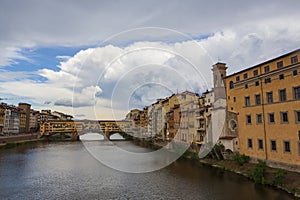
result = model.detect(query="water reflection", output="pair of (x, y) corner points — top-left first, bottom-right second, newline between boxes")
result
(0, 141), (295, 200)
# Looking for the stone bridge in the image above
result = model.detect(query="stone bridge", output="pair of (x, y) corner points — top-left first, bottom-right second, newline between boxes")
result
(40, 120), (133, 140)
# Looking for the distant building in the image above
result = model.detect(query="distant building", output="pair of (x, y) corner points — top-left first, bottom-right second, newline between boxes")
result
(18, 103), (31, 133)
(0, 104), (6, 134)
(4, 105), (20, 135)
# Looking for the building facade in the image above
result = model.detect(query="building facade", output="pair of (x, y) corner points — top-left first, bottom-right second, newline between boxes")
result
(224, 49), (300, 169)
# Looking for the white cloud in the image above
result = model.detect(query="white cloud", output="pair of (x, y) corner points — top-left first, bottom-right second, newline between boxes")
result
(1, 1), (300, 119)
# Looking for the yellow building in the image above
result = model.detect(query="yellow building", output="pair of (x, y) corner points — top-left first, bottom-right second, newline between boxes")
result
(225, 49), (300, 170)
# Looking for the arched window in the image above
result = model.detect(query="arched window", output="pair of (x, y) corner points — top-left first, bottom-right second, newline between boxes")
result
(229, 81), (234, 89)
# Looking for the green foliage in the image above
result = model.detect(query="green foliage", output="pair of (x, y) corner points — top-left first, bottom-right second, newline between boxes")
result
(273, 169), (287, 185)
(250, 160), (267, 184)
(233, 153), (250, 166)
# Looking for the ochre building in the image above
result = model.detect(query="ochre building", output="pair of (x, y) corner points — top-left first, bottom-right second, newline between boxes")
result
(224, 49), (300, 170)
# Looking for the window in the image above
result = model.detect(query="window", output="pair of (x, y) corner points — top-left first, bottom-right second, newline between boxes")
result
(255, 94), (261, 105)
(245, 84), (248, 89)
(284, 141), (291, 153)
(294, 86), (300, 100)
(245, 96), (250, 107)
(277, 61), (283, 68)
(293, 70), (298, 76)
(264, 66), (270, 73)
(279, 74), (284, 80)
(268, 113), (275, 123)
(236, 76), (240, 82)
(266, 92), (273, 103)
(233, 97), (236, 102)
(255, 81), (260, 86)
(265, 77), (271, 83)
(228, 96), (230, 100)
(258, 139), (264, 150)
(248, 138), (253, 149)
(298, 142), (300, 156)
(299, 131), (300, 141)
(271, 140), (277, 151)
(295, 111), (300, 123)
(279, 89), (287, 102)
(229, 81), (234, 89)
(246, 115), (252, 124)
(244, 73), (248, 79)
(253, 70), (258, 76)
(291, 56), (298, 64)
(256, 114), (262, 124)
(280, 112), (289, 123)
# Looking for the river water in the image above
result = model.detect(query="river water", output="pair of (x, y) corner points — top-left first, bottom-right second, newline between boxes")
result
(0, 135), (295, 200)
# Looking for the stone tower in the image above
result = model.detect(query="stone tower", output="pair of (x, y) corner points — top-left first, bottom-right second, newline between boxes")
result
(212, 62), (227, 100)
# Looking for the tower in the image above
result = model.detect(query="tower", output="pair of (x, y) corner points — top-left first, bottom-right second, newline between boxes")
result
(212, 62), (227, 100)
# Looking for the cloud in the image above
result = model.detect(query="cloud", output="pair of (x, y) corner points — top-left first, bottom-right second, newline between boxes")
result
(1, 1), (300, 119)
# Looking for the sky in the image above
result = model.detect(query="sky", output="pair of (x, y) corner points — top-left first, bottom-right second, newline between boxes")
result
(0, 0), (300, 120)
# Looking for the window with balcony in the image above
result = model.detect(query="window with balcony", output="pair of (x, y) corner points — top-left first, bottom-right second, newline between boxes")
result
(279, 89), (287, 102)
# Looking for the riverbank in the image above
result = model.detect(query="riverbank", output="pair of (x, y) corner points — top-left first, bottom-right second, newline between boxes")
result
(0, 138), (46, 149)
(132, 137), (300, 198)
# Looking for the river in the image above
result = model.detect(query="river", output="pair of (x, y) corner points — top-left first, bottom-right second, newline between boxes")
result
(0, 134), (295, 200)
